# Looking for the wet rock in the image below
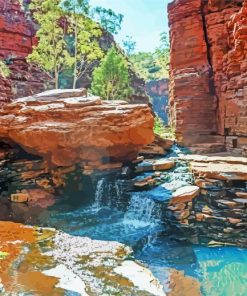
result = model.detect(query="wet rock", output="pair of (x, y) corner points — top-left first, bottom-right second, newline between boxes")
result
(167, 269), (201, 296)
(170, 186), (200, 205)
(0, 221), (165, 295)
(135, 159), (175, 173)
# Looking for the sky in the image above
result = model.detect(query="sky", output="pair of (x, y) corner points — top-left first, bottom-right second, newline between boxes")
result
(90, 0), (172, 53)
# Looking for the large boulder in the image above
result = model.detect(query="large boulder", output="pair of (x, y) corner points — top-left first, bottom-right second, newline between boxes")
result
(0, 89), (154, 169)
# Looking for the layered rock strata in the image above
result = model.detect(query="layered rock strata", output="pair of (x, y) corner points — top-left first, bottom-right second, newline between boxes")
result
(168, 155), (247, 247)
(168, 0), (247, 155)
(0, 76), (12, 106)
(0, 0), (54, 99)
(0, 89), (154, 168)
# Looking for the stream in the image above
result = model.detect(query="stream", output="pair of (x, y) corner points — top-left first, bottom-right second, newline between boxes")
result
(1, 148), (247, 295)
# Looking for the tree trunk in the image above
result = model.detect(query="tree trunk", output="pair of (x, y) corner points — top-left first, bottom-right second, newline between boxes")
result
(55, 67), (59, 89)
(73, 18), (78, 89)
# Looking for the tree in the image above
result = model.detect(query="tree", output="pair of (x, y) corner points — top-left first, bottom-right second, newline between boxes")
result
(63, 0), (104, 88)
(91, 47), (132, 101)
(155, 32), (170, 78)
(122, 35), (136, 56)
(27, 0), (72, 89)
(129, 32), (170, 81)
(91, 7), (123, 35)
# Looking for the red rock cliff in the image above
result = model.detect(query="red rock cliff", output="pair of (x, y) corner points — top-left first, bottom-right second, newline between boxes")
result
(168, 0), (247, 155)
(0, 0), (54, 102)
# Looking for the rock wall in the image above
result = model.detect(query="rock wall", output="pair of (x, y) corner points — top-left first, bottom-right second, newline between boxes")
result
(168, 0), (247, 155)
(0, 0), (54, 100)
(0, 76), (12, 106)
(146, 79), (169, 123)
(167, 155), (247, 248)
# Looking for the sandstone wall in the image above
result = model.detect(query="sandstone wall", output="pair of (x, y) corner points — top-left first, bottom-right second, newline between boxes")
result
(0, 0), (54, 100)
(0, 76), (12, 106)
(168, 0), (247, 155)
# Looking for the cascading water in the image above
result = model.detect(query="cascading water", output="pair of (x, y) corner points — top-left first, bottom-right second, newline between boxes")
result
(123, 193), (162, 228)
(93, 178), (105, 209)
(93, 178), (126, 210)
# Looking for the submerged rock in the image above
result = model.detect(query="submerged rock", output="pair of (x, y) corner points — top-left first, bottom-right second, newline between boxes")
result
(0, 221), (165, 295)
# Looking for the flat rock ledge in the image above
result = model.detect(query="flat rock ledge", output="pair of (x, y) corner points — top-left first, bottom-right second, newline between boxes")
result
(0, 89), (154, 170)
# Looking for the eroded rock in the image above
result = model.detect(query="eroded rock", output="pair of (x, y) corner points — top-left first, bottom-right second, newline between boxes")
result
(0, 89), (154, 169)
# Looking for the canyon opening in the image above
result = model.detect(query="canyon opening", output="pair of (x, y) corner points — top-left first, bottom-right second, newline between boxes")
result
(0, 0), (246, 295)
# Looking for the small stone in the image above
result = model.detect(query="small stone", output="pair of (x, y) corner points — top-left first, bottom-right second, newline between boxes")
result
(227, 218), (242, 224)
(10, 193), (29, 203)
(195, 213), (204, 222)
(235, 192), (247, 199)
(202, 205), (213, 214)
(167, 203), (186, 211)
(217, 200), (237, 207)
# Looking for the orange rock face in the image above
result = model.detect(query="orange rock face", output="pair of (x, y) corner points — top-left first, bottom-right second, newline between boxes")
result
(0, 89), (154, 168)
(0, 0), (54, 101)
(0, 75), (12, 106)
(168, 0), (247, 155)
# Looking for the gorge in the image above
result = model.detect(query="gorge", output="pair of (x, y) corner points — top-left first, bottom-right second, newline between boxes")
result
(0, 0), (247, 295)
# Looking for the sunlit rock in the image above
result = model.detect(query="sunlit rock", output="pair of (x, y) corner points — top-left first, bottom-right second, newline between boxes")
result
(0, 89), (154, 169)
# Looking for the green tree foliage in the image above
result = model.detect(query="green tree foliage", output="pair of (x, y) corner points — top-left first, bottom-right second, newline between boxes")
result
(91, 7), (123, 35)
(122, 35), (136, 56)
(0, 61), (10, 78)
(154, 115), (175, 139)
(63, 0), (104, 88)
(129, 32), (170, 81)
(91, 47), (132, 101)
(28, 0), (103, 89)
(27, 0), (72, 89)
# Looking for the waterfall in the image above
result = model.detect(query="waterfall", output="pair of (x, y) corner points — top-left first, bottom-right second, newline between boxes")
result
(93, 178), (125, 209)
(123, 193), (162, 228)
(94, 178), (105, 209)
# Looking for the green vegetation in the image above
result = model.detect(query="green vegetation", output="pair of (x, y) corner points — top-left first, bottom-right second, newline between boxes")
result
(91, 47), (132, 101)
(0, 251), (9, 260)
(129, 32), (170, 81)
(63, 0), (104, 88)
(27, 0), (72, 88)
(91, 7), (123, 35)
(0, 60), (10, 78)
(154, 115), (175, 139)
(27, 0), (103, 89)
